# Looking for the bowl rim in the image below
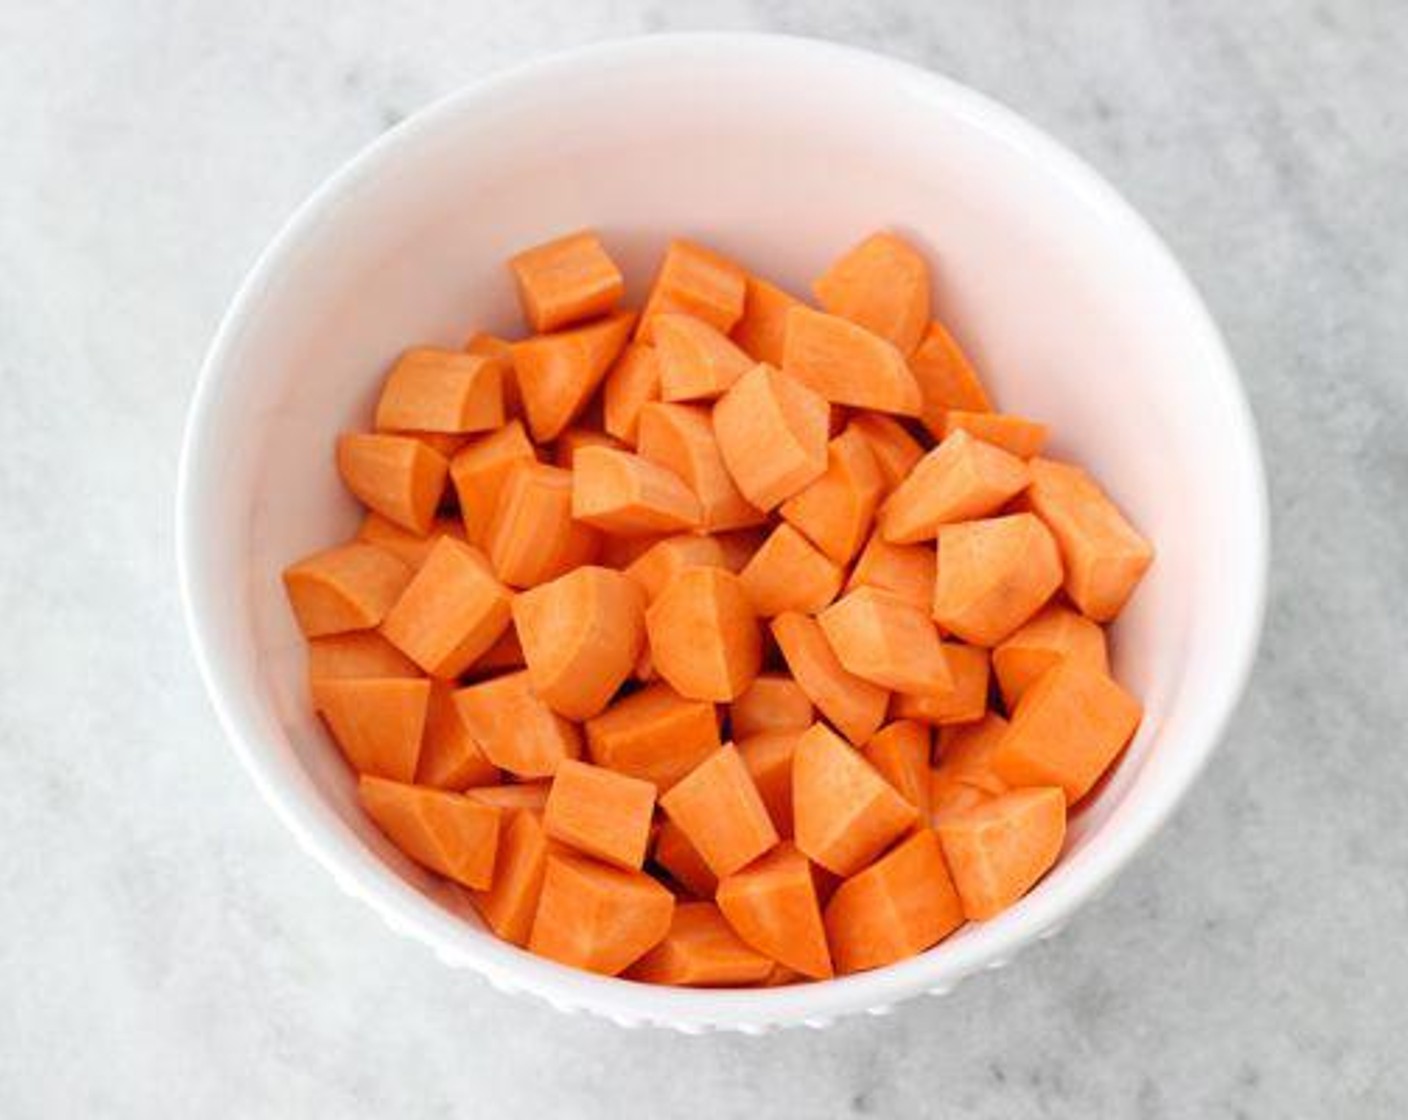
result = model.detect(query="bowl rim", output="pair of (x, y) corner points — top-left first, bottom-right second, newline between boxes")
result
(176, 31), (1269, 1031)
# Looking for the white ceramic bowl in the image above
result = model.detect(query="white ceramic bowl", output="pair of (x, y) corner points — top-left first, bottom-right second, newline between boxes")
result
(177, 34), (1268, 1033)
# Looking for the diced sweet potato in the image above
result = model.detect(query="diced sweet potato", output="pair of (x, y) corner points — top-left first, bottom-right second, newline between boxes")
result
(738, 523), (844, 617)
(653, 313), (755, 402)
(359, 775), (501, 889)
(636, 402), (767, 532)
(879, 430), (1029, 544)
(992, 603), (1109, 710)
(909, 319), (992, 437)
(730, 674), (814, 740)
(283, 542), (413, 638)
(528, 853), (674, 976)
(452, 670), (582, 779)
(937, 787), (1066, 919)
(485, 461), (601, 588)
(509, 229), (625, 332)
(932, 513), (1063, 646)
(637, 239), (746, 343)
(783, 305), (922, 415)
(313, 677), (429, 782)
(337, 432), (448, 534)
(778, 425), (885, 565)
(625, 901), (774, 987)
(511, 310), (635, 442)
(818, 587), (954, 695)
(584, 682), (721, 792)
(544, 759), (656, 870)
(646, 568), (761, 702)
(813, 232), (930, 356)
(712, 363), (830, 511)
(716, 842), (833, 979)
(659, 745), (779, 878)
(770, 612), (889, 746)
(375, 348), (504, 434)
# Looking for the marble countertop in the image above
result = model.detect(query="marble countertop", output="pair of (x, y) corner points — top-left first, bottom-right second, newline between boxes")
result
(2, 2), (1405, 1116)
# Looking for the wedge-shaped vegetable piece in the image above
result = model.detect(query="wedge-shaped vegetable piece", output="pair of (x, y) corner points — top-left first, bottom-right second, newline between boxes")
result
(782, 305), (921, 415)
(544, 760), (656, 870)
(653, 313), (755, 402)
(636, 402), (766, 531)
(374, 348), (504, 434)
(659, 745), (779, 878)
(510, 310), (635, 442)
(509, 229), (625, 332)
(990, 659), (1142, 804)
(731, 674), (814, 740)
(942, 411), (1047, 459)
(337, 433), (448, 534)
(861, 720), (931, 819)
(909, 319), (992, 437)
(879, 430), (1029, 543)
(528, 853), (674, 976)
(465, 782), (552, 814)
(637, 239), (746, 343)
(824, 829), (965, 973)
(935, 712), (1011, 794)
(415, 682), (500, 790)
(792, 722), (918, 876)
(770, 612), (889, 746)
(449, 421), (536, 546)
(466, 624), (526, 677)
(1027, 458), (1154, 622)
(929, 770), (998, 827)
(571, 446), (702, 536)
(730, 274), (804, 365)
(585, 682), (721, 792)
(893, 643), (991, 726)
(818, 587), (954, 695)
(937, 787), (1065, 919)
(469, 807), (551, 945)
(453, 670), (581, 779)
(712, 363), (829, 511)
(734, 730), (800, 837)
(553, 427), (624, 468)
(512, 565), (645, 719)
(992, 604), (1109, 709)
(653, 819), (718, 898)
(646, 567), (761, 702)
(307, 629), (422, 688)
(850, 413), (924, 493)
(626, 901), (774, 987)
(313, 677), (429, 782)
(357, 511), (465, 570)
(779, 425), (884, 565)
(738, 523), (843, 617)
(602, 343), (661, 444)
(486, 461), (601, 588)
(465, 331), (522, 418)
(813, 232), (930, 356)
(716, 842), (833, 979)
(359, 775), (501, 889)
(933, 514), (1062, 646)
(283, 542), (413, 637)
(622, 533), (727, 602)
(845, 531), (936, 612)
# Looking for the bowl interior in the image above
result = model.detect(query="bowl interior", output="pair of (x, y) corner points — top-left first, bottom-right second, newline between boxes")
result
(181, 36), (1264, 1029)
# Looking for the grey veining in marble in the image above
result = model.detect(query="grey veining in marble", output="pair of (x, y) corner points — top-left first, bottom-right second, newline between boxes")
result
(1, 1), (1406, 1116)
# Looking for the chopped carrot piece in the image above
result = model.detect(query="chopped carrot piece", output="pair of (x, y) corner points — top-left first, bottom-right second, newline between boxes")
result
(511, 565), (645, 720)
(933, 513), (1063, 646)
(452, 670), (582, 779)
(510, 310), (635, 442)
(929, 772), (996, 827)
(738, 523), (844, 617)
(637, 402), (767, 532)
(813, 232), (930, 356)
(584, 682), (721, 792)
(283, 542), (413, 637)
(485, 461), (601, 588)
(307, 629), (422, 689)
(990, 659), (1142, 803)
(652, 313), (756, 402)
(770, 612), (889, 746)
(622, 533), (727, 602)
(861, 720), (932, 819)
(357, 511), (465, 570)
(336, 432), (448, 534)
(792, 722), (918, 876)
(849, 412), (925, 494)
(465, 330), (522, 417)
(626, 901), (774, 987)
(716, 842), (833, 979)
(818, 586), (954, 695)
(465, 782), (552, 814)
(528, 853), (674, 976)
(313, 677), (429, 782)
(824, 829), (964, 973)
(943, 411), (1048, 459)
(909, 319), (992, 437)
(730, 274), (804, 365)
(469, 807), (551, 945)
(646, 567), (762, 702)
(1027, 458), (1154, 621)
(845, 531), (936, 613)
(782, 305), (921, 416)
(448, 421), (536, 547)
(509, 229), (625, 332)
(778, 425), (885, 565)
(730, 674), (814, 739)
(712, 363), (830, 510)
(637, 239), (746, 343)
(653, 819), (718, 898)
(737, 730), (801, 837)
(465, 625), (526, 677)
(893, 643), (991, 726)
(992, 603), (1109, 710)
(937, 787), (1066, 919)
(380, 537), (513, 678)
(602, 343), (661, 444)
(374, 348), (505, 434)
(553, 426), (625, 468)
(544, 759), (657, 870)
(878, 430), (1030, 543)
(659, 745), (779, 877)
(416, 682), (500, 790)
(935, 712), (1011, 794)
(359, 775), (501, 889)
(571, 446), (702, 535)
